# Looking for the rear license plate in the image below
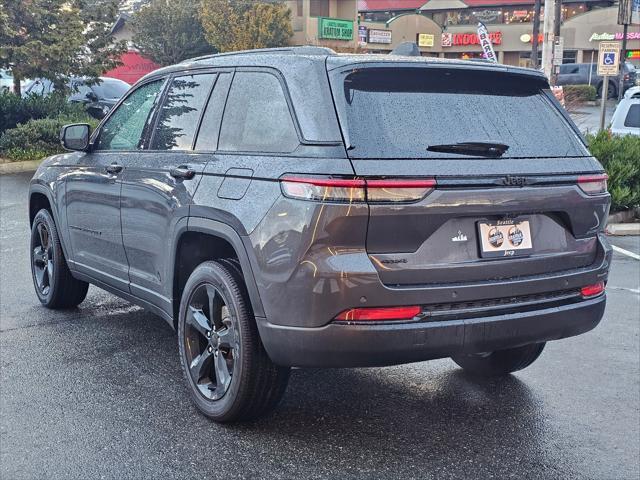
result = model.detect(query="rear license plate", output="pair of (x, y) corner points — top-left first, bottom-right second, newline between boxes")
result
(478, 219), (533, 258)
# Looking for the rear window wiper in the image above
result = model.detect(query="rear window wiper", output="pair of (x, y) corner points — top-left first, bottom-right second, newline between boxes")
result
(427, 142), (509, 158)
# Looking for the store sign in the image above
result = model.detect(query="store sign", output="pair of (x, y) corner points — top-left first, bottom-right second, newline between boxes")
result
(441, 31), (502, 47)
(368, 29), (392, 44)
(520, 33), (544, 43)
(318, 17), (353, 41)
(417, 33), (435, 47)
(589, 31), (640, 41)
(358, 26), (368, 46)
(628, 50), (640, 59)
(474, 10), (502, 23)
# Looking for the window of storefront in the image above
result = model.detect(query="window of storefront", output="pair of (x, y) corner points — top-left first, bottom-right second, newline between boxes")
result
(519, 51), (533, 68)
(562, 50), (578, 64)
(296, 0), (303, 16)
(310, 0), (329, 18)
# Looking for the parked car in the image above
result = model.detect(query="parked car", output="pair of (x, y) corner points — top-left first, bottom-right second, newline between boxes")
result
(557, 62), (637, 98)
(0, 69), (31, 94)
(23, 76), (130, 118)
(29, 47), (611, 423)
(610, 94), (640, 135)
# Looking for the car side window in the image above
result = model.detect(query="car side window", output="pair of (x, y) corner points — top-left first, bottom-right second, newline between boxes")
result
(194, 73), (232, 151)
(218, 71), (299, 153)
(151, 73), (216, 151)
(96, 79), (163, 151)
(624, 104), (640, 128)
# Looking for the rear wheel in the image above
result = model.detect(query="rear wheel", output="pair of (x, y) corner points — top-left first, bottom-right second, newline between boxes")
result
(30, 209), (89, 308)
(178, 260), (290, 422)
(451, 343), (545, 377)
(597, 81), (617, 99)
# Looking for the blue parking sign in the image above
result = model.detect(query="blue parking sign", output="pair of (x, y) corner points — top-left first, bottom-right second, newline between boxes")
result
(603, 52), (616, 65)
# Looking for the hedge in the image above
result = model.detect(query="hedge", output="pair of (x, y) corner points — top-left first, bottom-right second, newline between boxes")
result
(0, 91), (87, 134)
(0, 114), (98, 162)
(587, 131), (640, 211)
(563, 84), (597, 103)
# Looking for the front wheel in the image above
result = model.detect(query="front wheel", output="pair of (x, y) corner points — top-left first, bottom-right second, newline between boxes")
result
(30, 209), (89, 308)
(178, 260), (290, 422)
(451, 343), (545, 377)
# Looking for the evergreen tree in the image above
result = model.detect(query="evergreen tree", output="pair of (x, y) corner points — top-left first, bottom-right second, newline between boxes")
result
(0, 0), (126, 93)
(131, 0), (215, 66)
(199, 0), (293, 53)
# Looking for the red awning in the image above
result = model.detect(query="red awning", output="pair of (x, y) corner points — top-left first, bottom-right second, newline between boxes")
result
(358, 0), (426, 11)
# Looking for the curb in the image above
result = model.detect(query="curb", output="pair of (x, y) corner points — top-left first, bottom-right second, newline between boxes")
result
(606, 223), (640, 236)
(0, 159), (42, 175)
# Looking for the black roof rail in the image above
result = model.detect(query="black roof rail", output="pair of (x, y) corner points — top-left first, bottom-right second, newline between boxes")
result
(183, 46), (336, 64)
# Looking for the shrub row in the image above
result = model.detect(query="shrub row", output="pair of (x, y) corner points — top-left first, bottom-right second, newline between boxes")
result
(563, 84), (597, 103)
(0, 91), (87, 134)
(587, 131), (640, 211)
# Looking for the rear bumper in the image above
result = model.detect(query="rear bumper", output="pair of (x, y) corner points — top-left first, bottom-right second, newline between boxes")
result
(257, 294), (606, 367)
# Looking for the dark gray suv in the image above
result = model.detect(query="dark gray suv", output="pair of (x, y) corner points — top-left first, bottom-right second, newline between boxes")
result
(29, 47), (611, 422)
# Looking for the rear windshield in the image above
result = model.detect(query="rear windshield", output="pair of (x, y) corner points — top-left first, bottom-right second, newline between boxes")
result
(332, 67), (588, 159)
(90, 78), (130, 99)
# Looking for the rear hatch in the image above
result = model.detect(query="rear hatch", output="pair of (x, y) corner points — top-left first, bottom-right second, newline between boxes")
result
(327, 60), (609, 286)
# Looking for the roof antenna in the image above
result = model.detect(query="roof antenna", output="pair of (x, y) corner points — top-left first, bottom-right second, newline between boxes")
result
(390, 42), (420, 56)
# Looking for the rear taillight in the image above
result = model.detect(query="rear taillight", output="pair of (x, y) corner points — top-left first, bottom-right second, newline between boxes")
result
(280, 177), (366, 202)
(578, 174), (608, 195)
(623, 73), (630, 81)
(367, 179), (436, 202)
(280, 176), (436, 203)
(334, 305), (421, 322)
(581, 281), (605, 298)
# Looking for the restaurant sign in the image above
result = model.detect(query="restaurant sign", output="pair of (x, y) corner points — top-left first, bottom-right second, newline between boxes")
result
(318, 17), (353, 41)
(368, 29), (392, 44)
(442, 31), (503, 47)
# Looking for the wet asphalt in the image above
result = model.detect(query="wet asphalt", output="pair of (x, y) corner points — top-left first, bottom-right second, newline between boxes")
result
(1, 171), (639, 479)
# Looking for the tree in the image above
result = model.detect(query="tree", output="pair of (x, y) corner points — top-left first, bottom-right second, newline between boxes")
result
(199, 0), (293, 53)
(0, 0), (126, 93)
(131, 0), (215, 66)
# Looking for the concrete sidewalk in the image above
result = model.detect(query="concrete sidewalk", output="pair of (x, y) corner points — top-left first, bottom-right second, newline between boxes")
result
(568, 100), (616, 134)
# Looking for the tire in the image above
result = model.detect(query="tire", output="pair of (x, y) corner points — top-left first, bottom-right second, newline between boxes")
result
(30, 209), (89, 308)
(451, 342), (545, 377)
(177, 260), (290, 422)
(597, 81), (617, 99)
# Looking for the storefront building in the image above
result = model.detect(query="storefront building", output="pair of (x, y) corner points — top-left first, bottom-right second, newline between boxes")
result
(285, 0), (360, 50)
(356, 0), (640, 67)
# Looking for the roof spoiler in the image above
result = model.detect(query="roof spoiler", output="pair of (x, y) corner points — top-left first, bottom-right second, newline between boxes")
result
(390, 42), (421, 57)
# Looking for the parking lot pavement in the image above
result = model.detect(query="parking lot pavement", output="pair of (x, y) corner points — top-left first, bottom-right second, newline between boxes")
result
(1, 172), (639, 479)
(568, 99), (616, 134)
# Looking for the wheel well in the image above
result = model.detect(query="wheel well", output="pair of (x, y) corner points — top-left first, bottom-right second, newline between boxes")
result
(29, 192), (52, 226)
(173, 231), (239, 328)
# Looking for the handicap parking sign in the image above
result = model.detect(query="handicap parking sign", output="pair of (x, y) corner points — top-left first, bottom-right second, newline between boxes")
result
(598, 41), (621, 76)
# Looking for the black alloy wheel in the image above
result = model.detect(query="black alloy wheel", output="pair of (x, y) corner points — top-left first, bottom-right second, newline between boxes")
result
(32, 221), (53, 297)
(178, 260), (290, 422)
(184, 283), (239, 401)
(30, 209), (89, 308)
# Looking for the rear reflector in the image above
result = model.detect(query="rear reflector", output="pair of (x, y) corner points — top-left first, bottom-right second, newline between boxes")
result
(335, 305), (421, 321)
(578, 174), (608, 195)
(280, 176), (436, 203)
(580, 281), (605, 298)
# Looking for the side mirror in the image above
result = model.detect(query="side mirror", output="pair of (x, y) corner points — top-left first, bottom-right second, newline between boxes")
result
(60, 124), (90, 151)
(85, 91), (98, 102)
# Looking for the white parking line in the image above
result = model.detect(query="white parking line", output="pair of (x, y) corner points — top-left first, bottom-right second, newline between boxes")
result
(612, 245), (640, 261)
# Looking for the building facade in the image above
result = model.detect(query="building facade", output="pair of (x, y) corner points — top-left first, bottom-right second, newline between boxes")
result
(286, 0), (640, 67)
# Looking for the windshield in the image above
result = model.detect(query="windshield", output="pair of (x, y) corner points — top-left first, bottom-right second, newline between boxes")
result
(332, 67), (588, 159)
(90, 78), (130, 99)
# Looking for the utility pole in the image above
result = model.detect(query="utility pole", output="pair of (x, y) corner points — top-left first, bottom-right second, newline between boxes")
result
(552, 0), (562, 84)
(541, 0), (556, 80)
(531, 0), (542, 68)
(617, 0), (631, 100)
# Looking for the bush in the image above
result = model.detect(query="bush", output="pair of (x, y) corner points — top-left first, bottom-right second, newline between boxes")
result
(587, 131), (640, 211)
(0, 91), (87, 134)
(564, 84), (597, 103)
(0, 114), (98, 162)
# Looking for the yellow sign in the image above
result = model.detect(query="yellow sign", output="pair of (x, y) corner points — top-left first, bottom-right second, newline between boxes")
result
(418, 33), (434, 47)
(597, 41), (621, 76)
